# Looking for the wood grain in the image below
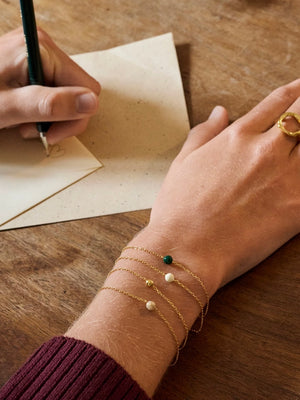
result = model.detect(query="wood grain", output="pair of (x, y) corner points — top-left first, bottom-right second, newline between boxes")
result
(0, 1), (299, 399)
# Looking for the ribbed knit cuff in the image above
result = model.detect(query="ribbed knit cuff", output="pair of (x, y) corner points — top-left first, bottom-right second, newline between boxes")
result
(0, 336), (150, 400)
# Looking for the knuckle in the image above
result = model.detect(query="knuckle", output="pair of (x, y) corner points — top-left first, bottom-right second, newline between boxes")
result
(253, 137), (280, 168)
(272, 85), (293, 103)
(256, 140), (274, 159)
(15, 29), (26, 46)
(36, 27), (51, 44)
(227, 122), (243, 139)
(38, 92), (57, 118)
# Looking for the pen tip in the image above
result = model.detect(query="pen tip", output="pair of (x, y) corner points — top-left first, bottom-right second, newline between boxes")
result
(40, 131), (50, 156)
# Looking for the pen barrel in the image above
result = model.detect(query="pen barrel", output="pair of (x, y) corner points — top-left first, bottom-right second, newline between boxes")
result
(37, 122), (51, 133)
(20, 0), (51, 137)
(20, 0), (45, 86)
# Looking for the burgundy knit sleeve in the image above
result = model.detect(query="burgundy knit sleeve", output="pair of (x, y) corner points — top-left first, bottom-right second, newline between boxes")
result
(0, 336), (150, 400)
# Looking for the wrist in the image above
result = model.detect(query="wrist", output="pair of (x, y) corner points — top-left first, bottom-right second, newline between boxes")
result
(66, 225), (222, 396)
(131, 224), (224, 299)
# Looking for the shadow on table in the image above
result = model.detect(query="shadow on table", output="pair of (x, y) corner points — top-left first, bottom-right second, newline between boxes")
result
(176, 43), (193, 127)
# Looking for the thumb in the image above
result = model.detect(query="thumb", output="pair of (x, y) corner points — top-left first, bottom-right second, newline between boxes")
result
(0, 85), (99, 129)
(180, 106), (229, 156)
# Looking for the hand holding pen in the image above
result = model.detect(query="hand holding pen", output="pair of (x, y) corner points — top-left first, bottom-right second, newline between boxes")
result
(20, 0), (52, 154)
(0, 6), (100, 147)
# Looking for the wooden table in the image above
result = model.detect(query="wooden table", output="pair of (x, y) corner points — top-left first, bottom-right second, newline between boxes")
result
(0, 1), (299, 399)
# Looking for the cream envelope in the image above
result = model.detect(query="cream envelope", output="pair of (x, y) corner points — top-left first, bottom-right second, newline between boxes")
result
(0, 132), (101, 227)
(1, 33), (190, 230)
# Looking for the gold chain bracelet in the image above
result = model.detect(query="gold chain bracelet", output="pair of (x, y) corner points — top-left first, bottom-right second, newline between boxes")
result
(108, 267), (189, 348)
(123, 246), (209, 316)
(117, 255), (204, 333)
(99, 286), (180, 365)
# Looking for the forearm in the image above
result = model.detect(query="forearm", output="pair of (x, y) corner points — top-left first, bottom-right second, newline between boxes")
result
(65, 226), (221, 396)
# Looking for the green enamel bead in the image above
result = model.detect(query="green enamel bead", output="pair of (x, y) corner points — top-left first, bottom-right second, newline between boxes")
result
(163, 255), (173, 264)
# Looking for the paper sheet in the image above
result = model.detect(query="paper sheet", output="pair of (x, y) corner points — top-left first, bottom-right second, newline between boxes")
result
(1, 33), (190, 230)
(0, 132), (101, 227)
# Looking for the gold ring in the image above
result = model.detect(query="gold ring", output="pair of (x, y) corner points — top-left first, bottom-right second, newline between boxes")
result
(277, 112), (300, 137)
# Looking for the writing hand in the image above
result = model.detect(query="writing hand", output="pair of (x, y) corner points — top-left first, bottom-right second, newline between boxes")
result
(0, 28), (100, 144)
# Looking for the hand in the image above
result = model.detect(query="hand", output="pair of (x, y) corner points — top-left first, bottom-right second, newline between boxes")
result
(147, 79), (300, 294)
(0, 28), (100, 144)
(67, 81), (300, 397)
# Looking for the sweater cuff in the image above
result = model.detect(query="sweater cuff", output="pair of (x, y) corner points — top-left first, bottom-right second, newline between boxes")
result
(0, 336), (150, 400)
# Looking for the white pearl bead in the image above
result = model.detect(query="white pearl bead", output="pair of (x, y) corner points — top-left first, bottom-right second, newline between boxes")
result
(146, 300), (156, 311)
(165, 272), (175, 283)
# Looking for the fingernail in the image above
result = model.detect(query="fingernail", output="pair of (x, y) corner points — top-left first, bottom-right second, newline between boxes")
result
(209, 105), (223, 120)
(76, 92), (97, 113)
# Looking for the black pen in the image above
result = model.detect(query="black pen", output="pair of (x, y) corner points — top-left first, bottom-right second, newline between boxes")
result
(20, 0), (50, 156)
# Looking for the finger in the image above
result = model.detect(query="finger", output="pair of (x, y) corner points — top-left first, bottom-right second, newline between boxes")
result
(0, 29), (28, 86)
(241, 79), (300, 132)
(0, 85), (99, 129)
(19, 123), (40, 139)
(179, 106), (228, 157)
(19, 118), (90, 144)
(0, 27), (23, 42)
(292, 140), (300, 161)
(46, 118), (90, 144)
(0, 28), (101, 96)
(266, 96), (300, 152)
(36, 28), (101, 95)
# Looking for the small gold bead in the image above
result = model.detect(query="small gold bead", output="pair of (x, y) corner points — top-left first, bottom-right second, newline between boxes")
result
(146, 279), (154, 287)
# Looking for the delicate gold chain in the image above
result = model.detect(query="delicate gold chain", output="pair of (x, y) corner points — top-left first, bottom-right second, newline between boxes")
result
(100, 286), (146, 303)
(99, 286), (180, 365)
(117, 256), (204, 334)
(123, 246), (209, 316)
(109, 267), (189, 348)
